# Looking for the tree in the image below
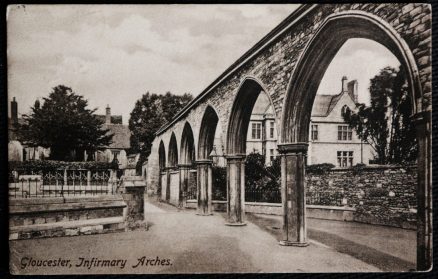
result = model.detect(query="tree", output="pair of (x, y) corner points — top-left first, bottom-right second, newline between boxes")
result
(129, 91), (193, 166)
(17, 85), (113, 161)
(343, 66), (417, 164)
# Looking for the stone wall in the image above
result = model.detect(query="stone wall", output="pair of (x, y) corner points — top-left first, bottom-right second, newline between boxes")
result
(9, 196), (127, 240)
(184, 201), (355, 222)
(306, 166), (417, 229)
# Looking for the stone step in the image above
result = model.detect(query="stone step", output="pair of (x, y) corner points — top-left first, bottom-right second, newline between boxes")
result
(9, 216), (125, 240)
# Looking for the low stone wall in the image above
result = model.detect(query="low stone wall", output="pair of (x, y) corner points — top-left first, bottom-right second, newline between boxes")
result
(306, 166), (417, 229)
(185, 200), (354, 222)
(9, 195), (127, 240)
(245, 202), (281, 215)
(306, 205), (355, 221)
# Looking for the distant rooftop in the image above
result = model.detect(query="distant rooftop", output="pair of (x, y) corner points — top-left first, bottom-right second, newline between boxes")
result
(103, 123), (131, 150)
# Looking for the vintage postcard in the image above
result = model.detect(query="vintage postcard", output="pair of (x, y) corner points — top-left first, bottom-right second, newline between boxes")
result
(7, 3), (432, 274)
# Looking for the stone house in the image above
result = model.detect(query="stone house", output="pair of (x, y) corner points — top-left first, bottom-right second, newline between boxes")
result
(308, 77), (373, 166)
(246, 92), (278, 165)
(89, 105), (131, 168)
(247, 77), (373, 167)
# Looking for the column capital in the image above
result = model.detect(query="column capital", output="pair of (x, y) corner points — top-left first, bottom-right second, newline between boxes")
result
(224, 153), (246, 160)
(177, 163), (193, 169)
(277, 143), (308, 154)
(195, 159), (213, 165)
(165, 166), (179, 172)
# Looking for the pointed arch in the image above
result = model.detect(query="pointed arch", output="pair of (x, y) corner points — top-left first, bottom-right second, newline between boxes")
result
(198, 105), (219, 160)
(281, 11), (423, 143)
(158, 140), (166, 170)
(168, 132), (178, 167)
(226, 78), (267, 155)
(180, 122), (195, 165)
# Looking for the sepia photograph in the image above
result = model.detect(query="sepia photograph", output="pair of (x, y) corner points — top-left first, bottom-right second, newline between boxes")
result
(5, 2), (433, 274)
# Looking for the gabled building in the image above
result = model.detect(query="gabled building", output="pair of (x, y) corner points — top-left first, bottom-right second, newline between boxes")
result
(247, 77), (374, 167)
(308, 76), (373, 166)
(90, 105), (131, 168)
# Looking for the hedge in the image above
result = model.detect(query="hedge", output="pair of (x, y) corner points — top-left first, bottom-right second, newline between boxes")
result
(9, 160), (119, 172)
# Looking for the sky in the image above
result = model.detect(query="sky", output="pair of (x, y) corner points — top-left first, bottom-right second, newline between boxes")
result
(7, 5), (400, 124)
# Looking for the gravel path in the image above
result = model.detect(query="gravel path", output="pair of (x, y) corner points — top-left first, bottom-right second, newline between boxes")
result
(10, 201), (380, 274)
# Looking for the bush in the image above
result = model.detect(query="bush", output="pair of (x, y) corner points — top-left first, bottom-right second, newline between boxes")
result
(245, 153), (280, 191)
(306, 163), (335, 174)
(351, 163), (367, 174)
(9, 160), (119, 172)
(212, 166), (227, 200)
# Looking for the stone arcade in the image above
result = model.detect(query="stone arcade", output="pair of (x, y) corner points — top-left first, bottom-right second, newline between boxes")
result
(144, 4), (432, 270)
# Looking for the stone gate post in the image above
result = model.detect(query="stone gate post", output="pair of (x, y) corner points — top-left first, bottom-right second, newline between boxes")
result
(196, 159), (213, 215)
(225, 154), (246, 226)
(278, 143), (308, 246)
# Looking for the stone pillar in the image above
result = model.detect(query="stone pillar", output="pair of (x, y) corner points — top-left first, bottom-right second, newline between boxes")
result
(178, 163), (192, 208)
(414, 111), (432, 271)
(196, 159), (212, 215)
(225, 154), (246, 226)
(278, 143), (308, 247)
(165, 167), (171, 201)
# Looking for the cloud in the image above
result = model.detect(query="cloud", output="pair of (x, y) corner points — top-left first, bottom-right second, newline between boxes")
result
(7, 4), (299, 122)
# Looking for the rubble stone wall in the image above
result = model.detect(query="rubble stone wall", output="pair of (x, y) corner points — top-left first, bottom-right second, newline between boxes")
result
(306, 166), (417, 229)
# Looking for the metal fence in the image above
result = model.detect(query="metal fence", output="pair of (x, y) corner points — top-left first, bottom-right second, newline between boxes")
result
(245, 189), (281, 203)
(186, 188), (197, 200)
(185, 187), (344, 206)
(9, 169), (118, 198)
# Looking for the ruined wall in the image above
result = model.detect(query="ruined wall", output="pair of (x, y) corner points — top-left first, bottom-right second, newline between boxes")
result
(146, 3), (431, 195)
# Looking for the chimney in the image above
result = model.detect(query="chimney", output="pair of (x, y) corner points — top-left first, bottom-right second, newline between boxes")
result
(105, 105), (111, 124)
(347, 80), (359, 103)
(11, 97), (18, 124)
(341, 76), (348, 92)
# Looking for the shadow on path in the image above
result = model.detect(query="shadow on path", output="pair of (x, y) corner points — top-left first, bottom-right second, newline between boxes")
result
(246, 213), (415, 272)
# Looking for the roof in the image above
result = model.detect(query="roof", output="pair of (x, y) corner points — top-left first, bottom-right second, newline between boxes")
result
(312, 93), (345, 117)
(103, 124), (131, 149)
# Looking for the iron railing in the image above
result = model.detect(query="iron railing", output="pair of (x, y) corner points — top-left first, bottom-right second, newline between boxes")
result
(185, 187), (344, 206)
(186, 188), (197, 200)
(9, 169), (118, 198)
(245, 189), (281, 203)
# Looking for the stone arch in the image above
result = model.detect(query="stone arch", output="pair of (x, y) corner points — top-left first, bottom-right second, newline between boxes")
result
(157, 140), (166, 198)
(180, 122), (196, 165)
(159, 140), (166, 170)
(224, 77), (276, 225)
(281, 11), (423, 143)
(198, 105), (220, 160)
(226, 77), (268, 155)
(168, 132), (178, 168)
(194, 105), (220, 215)
(278, 10), (431, 265)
